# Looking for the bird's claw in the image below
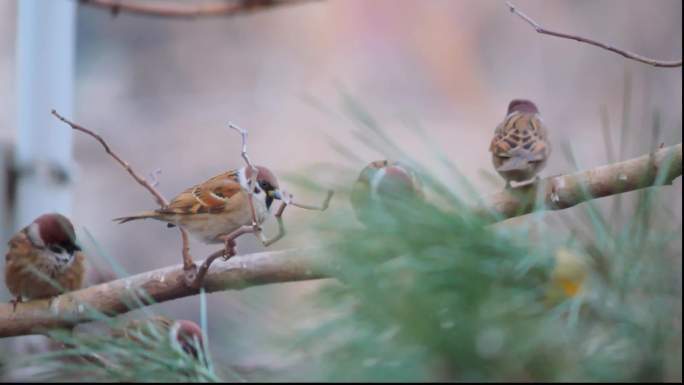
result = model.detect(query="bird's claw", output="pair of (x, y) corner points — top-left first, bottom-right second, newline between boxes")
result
(10, 297), (22, 312)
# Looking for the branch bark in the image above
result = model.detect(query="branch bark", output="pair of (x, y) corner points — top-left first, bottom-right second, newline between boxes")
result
(477, 143), (682, 221)
(0, 249), (327, 338)
(505, 1), (682, 68)
(78, 0), (320, 19)
(1, 143), (680, 338)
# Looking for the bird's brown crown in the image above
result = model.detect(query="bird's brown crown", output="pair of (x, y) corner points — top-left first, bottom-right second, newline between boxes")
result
(34, 213), (77, 247)
(507, 99), (539, 114)
(245, 165), (279, 189)
(175, 320), (204, 357)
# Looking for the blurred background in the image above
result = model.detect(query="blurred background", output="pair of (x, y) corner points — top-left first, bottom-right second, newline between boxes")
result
(0, 0), (681, 381)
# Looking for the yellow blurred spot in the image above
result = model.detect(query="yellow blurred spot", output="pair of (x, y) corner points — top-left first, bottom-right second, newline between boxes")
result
(545, 247), (589, 305)
(558, 278), (582, 297)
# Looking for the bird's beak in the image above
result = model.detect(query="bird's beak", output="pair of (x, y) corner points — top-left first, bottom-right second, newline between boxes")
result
(268, 190), (283, 200)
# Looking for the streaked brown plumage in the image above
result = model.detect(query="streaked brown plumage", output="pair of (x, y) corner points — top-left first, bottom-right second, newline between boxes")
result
(4, 213), (85, 303)
(114, 165), (283, 244)
(489, 99), (551, 186)
(113, 316), (204, 359)
(350, 160), (424, 226)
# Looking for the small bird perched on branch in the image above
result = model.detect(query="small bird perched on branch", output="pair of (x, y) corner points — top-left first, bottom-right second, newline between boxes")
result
(489, 99), (551, 187)
(113, 316), (205, 360)
(114, 165), (283, 245)
(350, 160), (425, 226)
(4, 213), (85, 308)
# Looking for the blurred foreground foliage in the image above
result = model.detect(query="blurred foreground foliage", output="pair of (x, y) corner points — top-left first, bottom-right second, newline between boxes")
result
(14, 294), (222, 382)
(291, 177), (681, 381)
(285, 95), (682, 382)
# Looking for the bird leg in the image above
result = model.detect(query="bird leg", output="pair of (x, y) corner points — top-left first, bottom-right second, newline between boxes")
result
(180, 228), (199, 287)
(222, 238), (237, 261)
(190, 224), (260, 289)
(10, 296), (22, 312)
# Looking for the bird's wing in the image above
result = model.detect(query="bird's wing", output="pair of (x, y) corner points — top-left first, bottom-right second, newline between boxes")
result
(490, 112), (550, 161)
(162, 170), (245, 215)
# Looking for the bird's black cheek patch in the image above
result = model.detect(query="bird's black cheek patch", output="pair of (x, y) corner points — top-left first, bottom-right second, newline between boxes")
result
(266, 196), (274, 210)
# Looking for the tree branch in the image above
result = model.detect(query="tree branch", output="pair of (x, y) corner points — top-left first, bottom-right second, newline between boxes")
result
(477, 143), (682, 221)
(78, 0), (320, 19)
(1, 143), (680, 338)
(505, 1), (682, 68)
(0, 249), (327, 338)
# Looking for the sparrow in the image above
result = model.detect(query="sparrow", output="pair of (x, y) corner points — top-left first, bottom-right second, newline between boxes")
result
(489, 99), (551, 187)
(350, 160), (425, 226)
(114, 165), (283, 244)
(4, 213), (85, 306)
(113, 316), (205, 360)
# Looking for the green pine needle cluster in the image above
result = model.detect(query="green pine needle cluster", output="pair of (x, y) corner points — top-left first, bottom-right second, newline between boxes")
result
(283, 93), (681, 381)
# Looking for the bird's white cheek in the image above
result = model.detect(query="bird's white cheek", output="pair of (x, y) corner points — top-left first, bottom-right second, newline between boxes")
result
(250, 190), (271, 221)
(27, 223), (46, 247)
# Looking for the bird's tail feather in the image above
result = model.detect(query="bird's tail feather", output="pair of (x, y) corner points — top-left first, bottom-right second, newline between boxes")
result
(113, 211), (162, 224)
(496, 156), (529, 172)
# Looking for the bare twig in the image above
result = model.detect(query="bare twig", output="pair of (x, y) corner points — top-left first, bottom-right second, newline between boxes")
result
(52, 110), (169, 208)
(1, 143), (680, 338)
(505, 2), (682, 68)
(286, 189), (334, 211)
(51, 110), (198, 276)
(228, 122), (256, 171)
(78, 0), (321, 19)
(263, 202), (288, 247)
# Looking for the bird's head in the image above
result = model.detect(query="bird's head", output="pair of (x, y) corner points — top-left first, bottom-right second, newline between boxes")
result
(26, 213), (81, 266)
(244, 165), (283, 210)
(507, 99), (539, 114)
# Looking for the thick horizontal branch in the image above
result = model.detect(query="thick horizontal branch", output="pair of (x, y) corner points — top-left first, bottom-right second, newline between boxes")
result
(477, 143), (682, 221)
(506, 1), (682, 68)
(1, 144), (681, 338)
(78, 0), (320, 19)
(0, 249), (328, 338)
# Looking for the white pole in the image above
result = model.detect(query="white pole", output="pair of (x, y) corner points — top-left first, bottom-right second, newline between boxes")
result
(14, 0), (76, 231)
(9, 0), (77, 361)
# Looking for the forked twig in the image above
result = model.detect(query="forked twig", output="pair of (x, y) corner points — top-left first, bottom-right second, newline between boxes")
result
(51, 110), (198, 278)
(228, 122), (256, 171)
(505, 2), (682, 68)
(191, 124), (333, 288)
